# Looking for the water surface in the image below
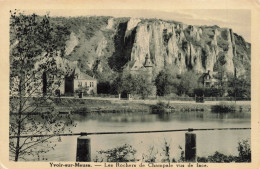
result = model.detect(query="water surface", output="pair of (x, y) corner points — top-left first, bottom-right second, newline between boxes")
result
(37, 111), (251, 161)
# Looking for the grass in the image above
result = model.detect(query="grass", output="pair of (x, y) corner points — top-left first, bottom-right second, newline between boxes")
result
(53, 98), (150, 114)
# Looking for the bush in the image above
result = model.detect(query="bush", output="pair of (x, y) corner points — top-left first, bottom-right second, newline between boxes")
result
(206, 151), (238, 162)
(72, 107), (90, 114)
(150, 102), (168, 114)
(211, 102), (236, 113)
(95, 144), (137, 162)
(93, 139), (251, 163)
(197, 139), (251, 163)
(237, 140), (251, 162)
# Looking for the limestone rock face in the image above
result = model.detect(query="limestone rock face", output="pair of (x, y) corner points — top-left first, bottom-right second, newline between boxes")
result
(63, 16), (250, 77)
(96, 37), (107, 57)
(65, 32), (78, 56)
(127, 18), (141, 31)
(106, 18), (114, 29)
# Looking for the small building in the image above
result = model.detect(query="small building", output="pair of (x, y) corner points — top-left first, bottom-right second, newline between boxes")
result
(42, 57), (97, 96)
(64, 67), (97, 95)
(125, 54), (153, 80)
(199, 70), (220, 88)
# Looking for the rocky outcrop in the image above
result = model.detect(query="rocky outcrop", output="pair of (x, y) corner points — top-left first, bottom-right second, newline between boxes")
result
(65, 32), (78, 56)
(96, 37), (107, 57)
(62, 16), (250, 78)
(106, 18), (114, 29)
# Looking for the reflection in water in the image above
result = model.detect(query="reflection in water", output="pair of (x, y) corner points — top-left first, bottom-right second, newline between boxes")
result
(72, 111), (251, 123)
(26, 111), (251, 161)
(74, 112), (157, 123)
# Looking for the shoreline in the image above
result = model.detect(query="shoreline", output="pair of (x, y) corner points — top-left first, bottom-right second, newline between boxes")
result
(53, 97), (251, 114)
(10, 97), (251, 115)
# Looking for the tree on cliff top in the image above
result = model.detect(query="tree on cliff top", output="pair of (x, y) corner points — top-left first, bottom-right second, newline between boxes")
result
(9, 10), (74, 161)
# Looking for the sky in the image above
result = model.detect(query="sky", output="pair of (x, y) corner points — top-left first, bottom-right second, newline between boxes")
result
(26, 9), (251, 42)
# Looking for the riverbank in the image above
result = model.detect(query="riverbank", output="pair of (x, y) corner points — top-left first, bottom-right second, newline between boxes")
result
(51, 97), (251, 114)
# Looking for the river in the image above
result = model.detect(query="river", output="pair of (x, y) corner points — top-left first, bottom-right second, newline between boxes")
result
(29, 111), (251, 161)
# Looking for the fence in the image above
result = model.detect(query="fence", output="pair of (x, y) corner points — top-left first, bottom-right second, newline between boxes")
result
(153, 96), (250, 101)
(9, 127), (251, 162)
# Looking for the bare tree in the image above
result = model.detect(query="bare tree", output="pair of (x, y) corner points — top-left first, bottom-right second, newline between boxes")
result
(9, 10), (75, 161)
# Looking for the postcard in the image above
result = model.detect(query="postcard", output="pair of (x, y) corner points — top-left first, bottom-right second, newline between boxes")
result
(0, 0), (260, 169)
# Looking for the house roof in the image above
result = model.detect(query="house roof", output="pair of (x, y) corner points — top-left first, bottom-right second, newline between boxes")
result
(54, 57), (96, 80)
(76, 71), (96, 80)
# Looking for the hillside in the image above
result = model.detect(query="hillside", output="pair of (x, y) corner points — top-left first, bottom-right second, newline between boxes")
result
(51, 16), (251, 82)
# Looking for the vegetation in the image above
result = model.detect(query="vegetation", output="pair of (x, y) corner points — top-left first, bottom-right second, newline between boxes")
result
(94, 144), (137, 162)
(150, 101), (207, 113)
(150, 102), (169, 114)
(46, 15), (251, 100)
(211, 102), (237, 113)
(94, 139), (251, 163)
(155, 67), (180, 96)
(155, 68), (202, 97)
(178, 72), (201, 96)
(111, 71), (153, 99)
(52, 16), (110, 39)
(227, 72), (251, 99)
(194, 87), (225, 97)
(198, 140), (251, 162)
(217, 36), (229, 51)
(9, 10), (74, 161)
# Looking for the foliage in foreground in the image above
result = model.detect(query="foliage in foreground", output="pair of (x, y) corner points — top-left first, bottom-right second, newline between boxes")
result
(197, 139), (251, 162)
(9, 10), (74, 161)
(94, 139), (251, 163)
(94, 144), (137, 162)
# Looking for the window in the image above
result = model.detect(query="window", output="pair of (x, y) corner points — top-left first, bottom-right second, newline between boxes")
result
(90, 82), (94, 87)
(85, 82), (87, 86)
(78, 81), (82, 87)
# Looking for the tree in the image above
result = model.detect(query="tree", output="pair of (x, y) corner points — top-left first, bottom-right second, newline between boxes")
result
(155, 67), (180, 96)
(133, 75), (153, 99)
(111, 71), (153, 99)
(177, 71), (201, 96)
(227, 73), (251, 99)
(9, 10), (73, 161)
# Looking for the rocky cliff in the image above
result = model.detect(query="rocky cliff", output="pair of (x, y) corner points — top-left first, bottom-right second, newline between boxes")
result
(53, 16), (251, 81)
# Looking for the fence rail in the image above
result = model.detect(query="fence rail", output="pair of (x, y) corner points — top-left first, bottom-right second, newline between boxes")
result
(10, 127), (251, 162)
(9, 127), (251, 139)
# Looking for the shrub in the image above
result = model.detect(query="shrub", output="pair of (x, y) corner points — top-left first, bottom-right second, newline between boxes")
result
(237, 139), (251, 162)
(211, 102), (237, 113)
(197, 156), (208, 162)
(142, 146), (157, 163)
(150, 102), (168, 114)
(95, 144), (137, 162)
(197, 139), (251, 163)
(72, 107), (90, 114)
(207, 151), (237, 162)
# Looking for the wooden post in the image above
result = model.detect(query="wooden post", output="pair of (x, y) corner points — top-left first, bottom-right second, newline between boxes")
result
(185, 131), (197, 162)
(76, 136), (91, 162)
